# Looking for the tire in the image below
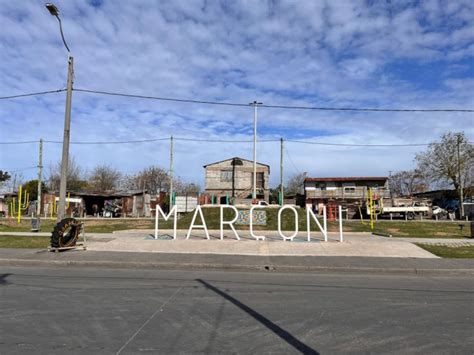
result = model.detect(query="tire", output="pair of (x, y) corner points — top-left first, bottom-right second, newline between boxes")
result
(50, 218), (81, 248)
(407, 212), (416, 220)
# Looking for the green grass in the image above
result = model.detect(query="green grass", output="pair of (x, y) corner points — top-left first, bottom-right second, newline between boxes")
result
(1, 208), (471, 238)
(0, 235), (50, 248)
(415, 244), (474, 258)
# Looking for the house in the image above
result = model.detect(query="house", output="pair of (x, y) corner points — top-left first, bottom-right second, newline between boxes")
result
(203, 157), (270, 203)
(304, 176), (390, 218)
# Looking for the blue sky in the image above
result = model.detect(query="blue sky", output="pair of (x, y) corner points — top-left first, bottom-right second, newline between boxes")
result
(0, 0), (473, 187)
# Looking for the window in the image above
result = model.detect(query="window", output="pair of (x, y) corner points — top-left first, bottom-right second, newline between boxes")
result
(256, 172), (264, 188)
(344, 187), (356, 193)
(220, 170), (233, 182)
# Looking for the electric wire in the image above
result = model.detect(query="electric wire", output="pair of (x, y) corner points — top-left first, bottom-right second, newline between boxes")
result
(43, 137), (170, 145)
(5, 166), (37, 173)
(73, 88), (474, 112)
(0, 89), (66, 100)
(285, 139), (432, 147)
(284, 147), (302, 176)
(1, 137), (471, 147)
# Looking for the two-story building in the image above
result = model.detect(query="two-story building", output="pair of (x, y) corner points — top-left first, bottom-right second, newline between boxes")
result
(204, 157), (270, 203)
(304, 176), (390, 218)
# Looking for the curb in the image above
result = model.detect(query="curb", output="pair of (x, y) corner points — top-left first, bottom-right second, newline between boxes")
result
(0, 258), (472, 276)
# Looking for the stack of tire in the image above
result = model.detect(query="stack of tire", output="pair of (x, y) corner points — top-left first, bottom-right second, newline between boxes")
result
(50, 218), (81, 249)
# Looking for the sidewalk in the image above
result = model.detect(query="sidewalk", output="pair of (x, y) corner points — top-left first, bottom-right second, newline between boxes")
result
(81, 230), (437, 258)
(1, 248), (473, 275)
(2, 230), (474, 275)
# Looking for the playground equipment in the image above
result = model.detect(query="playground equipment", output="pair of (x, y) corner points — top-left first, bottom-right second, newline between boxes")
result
(359, 188), (381, 231)
(16, 186), (30, 223)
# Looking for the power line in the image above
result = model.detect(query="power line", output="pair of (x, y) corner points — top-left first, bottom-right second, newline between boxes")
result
(0, 137), (470, 147)
(285, 139), (433, 147)
(5, 166), (37, 173)
(0, 140), (39, 145)
(284, 147), (301, 176)
(74, 88), (474, 113)
(74, 88), (249, 107)
(0, 89), (66, 100)
(43, 137), (170, 145)
(174, 137), (279, 143)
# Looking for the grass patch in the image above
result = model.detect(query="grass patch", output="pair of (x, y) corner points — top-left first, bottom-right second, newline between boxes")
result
(0, 235), (50, 248)
(415, 244), (474, 258)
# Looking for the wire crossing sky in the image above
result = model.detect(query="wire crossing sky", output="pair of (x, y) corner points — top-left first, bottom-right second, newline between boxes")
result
(0, 1), (473, 186)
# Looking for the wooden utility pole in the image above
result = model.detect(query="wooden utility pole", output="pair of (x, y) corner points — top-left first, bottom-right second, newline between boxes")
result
(280, 138), (284, 205)
(37, 139), (43, 216)
(169, 135), (174, 208)
(457, 134), (464, 218)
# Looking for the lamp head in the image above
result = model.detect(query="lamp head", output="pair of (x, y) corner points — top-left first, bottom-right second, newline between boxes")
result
(45, 3), (59, 17)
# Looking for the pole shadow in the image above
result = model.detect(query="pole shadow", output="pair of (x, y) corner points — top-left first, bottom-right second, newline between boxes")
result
(0, 273), (11, 285)
(196, 279), (318, 354)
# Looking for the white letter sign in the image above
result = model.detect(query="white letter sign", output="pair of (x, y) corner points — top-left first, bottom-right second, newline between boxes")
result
(154, 205), (177, 240)
(220, 205), (240, 240)
(278, 205), (299, 241)
(249, 205), (265, 241)
(306, 207), (328, 242)
(186, 205), (210, 240)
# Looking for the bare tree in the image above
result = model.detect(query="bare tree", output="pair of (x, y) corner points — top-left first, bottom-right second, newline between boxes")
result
(286, 172), (307, 195)
(88, 165), (121, 192)
(48, 157), (86, 192)
(389, 169), (427, 197)
(175, 180), (201, 195)
(416, 131), (473, 211)
(122, 166), (170, 194)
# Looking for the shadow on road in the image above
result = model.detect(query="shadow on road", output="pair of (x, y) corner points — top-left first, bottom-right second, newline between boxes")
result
(196, 278), (318, 354)
(0, 273), (11, 285)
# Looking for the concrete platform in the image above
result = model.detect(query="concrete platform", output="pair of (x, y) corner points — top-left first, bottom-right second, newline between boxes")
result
(84, 230), (438, 258)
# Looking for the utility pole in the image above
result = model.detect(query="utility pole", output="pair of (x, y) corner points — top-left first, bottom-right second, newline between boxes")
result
(280, 137), (284, 205)
(457, 134), (464, 218)
(37, 139), (43, 217)
(169, 135), (174, 208)
(45, 3), (73, 221)
(249, 101), (262, 200)
(57, 55), (73, 220)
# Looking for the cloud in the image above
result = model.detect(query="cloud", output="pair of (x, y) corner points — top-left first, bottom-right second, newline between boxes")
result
(0, 0), (472, 188)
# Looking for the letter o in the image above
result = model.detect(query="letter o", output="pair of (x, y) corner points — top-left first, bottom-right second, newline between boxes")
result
(278, 205), (299, 241)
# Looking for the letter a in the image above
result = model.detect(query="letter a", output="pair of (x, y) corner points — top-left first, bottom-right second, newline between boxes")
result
(186, 205), (210, 240)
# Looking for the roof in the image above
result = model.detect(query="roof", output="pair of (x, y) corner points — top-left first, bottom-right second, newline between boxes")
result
(68, 190), (148, 197)
(305, 176), (388, 183)
(203, 157), (270, 169)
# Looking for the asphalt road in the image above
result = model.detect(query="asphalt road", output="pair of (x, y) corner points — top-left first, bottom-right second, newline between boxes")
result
(0, 267), (473, 354)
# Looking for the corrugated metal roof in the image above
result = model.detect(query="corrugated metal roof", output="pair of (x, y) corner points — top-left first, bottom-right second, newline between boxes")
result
(305, 177), (388, 183)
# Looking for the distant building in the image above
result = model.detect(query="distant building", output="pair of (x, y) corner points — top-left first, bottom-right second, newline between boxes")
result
(304, 176), (390, 218)
(204, 157), (270, 203)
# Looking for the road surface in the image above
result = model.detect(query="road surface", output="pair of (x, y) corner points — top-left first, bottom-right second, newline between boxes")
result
(0, 266), (472, 354)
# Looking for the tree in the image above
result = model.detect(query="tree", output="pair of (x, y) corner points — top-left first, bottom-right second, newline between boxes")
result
(389, 170), (427, 197)
(270, 184), (286, 204)
(286, 172), (307, 195)
(122, 166), (170, 194)
(415, 131), (473, 213)
(0, 170), (10, 183)
(88, 165), (121, 192)
(175, 181), (201, 195)
(21, 180), (48, 201)
(48, 157), (87, 192)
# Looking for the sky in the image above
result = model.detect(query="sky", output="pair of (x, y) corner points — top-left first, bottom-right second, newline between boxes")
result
(0, 0), (473, 188)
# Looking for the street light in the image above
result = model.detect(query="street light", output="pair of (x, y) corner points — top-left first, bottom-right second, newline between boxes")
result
(45, 2), (74, 220)
(249, 101), (262, 201)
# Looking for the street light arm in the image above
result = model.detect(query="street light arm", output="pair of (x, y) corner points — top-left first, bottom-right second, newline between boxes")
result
(55, 16), (71, 54)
